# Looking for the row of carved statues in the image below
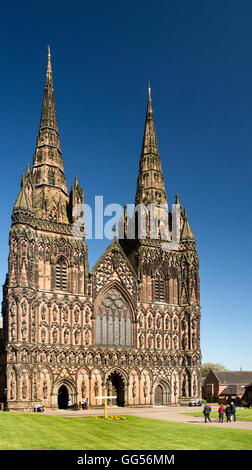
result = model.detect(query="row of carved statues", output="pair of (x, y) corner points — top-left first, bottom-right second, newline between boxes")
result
(8, 347), (201, 367)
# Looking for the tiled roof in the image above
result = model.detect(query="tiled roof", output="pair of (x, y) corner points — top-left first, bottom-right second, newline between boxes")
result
(220, 384), (245, 395)
(214, 371), (252, 385)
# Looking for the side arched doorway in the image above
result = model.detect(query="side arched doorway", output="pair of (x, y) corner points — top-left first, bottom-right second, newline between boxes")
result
(154, 385), (163, 405)
(154, 381), (171, 405)
(58, 385), (69, 409)
(107, 372), (125, 407)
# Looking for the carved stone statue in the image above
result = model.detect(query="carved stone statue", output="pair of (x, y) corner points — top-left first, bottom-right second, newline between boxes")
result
(52, 329), (58, 343)
(132, 379), (136, 398)
(21, 301), (27, 317)
(143, 380), (148, 398)
(81, 379), (86, 399)
(94, 380), (99, 397)
(85, 330), (89, 345)
(64, 328), (69, 344)
(21, 322), (27, 341)
(74, 329), (80, 344)
(43, 380), (48, 399)
(22, 380), (27, 399)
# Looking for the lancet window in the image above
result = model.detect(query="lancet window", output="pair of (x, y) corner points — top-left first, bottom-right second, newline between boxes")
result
(55, 256), (67, 291)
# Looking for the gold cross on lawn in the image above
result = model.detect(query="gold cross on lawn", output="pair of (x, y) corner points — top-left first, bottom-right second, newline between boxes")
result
(95, 390), (117, 419)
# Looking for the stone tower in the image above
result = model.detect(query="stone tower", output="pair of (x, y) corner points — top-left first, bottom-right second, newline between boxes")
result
(0, 52), (201, 411)
(119, 84), (201, 404)
(0, 49), (89, 410)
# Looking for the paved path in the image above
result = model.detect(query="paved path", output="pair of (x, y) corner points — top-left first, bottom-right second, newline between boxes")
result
(43, 406), (252, 431)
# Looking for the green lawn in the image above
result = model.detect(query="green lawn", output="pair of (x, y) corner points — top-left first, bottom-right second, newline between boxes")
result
(0, 413), (252, 450)
(186, 408), (252, 422)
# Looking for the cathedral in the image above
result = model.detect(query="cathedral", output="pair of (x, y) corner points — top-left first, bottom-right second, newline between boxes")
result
(0, 50), (201, 411)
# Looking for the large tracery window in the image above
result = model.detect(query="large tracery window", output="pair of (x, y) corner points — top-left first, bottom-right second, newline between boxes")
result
(96, 288), (132, 346)
(55, 256), (67, 290)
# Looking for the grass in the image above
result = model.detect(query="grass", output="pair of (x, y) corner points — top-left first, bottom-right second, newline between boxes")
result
(186, 408), (252, 422)
(0, 413), (252, 450)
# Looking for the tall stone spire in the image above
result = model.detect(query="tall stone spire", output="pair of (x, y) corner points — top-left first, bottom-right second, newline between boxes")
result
(135, 84), (167, 206)
(31, 47), (69, 223)
(39, 45), (58, 131)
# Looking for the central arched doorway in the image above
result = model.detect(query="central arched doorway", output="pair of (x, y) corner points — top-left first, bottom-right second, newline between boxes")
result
(58, 385), (69, 409)
(107, 372), (125, 407)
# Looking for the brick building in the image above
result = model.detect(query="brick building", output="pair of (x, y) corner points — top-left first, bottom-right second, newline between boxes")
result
(243, 383), (252, 405)
(203, 370), (252, 403)
(0, 50), (201, 411)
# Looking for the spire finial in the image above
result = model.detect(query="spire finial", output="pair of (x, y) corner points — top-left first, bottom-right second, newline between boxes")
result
(47, 44), (51, 61)
(112, 224), (118, 240)
(148, 80), (151, 99)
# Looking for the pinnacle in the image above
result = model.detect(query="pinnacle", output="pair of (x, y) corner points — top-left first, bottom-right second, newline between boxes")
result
(181, 207), (195, 240)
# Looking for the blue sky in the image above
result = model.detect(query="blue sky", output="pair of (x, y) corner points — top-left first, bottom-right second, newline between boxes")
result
(0, 0), (251, 370)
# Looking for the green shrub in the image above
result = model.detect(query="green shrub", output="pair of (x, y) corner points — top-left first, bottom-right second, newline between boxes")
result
(240, 400), (249, 408)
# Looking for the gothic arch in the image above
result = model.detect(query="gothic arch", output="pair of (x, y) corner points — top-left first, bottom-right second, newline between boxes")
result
(94, 279), (136, 321)
(76, 365), (91, 380)
(52, 377), (77, 408)
(153, 378), (171, 405)
(89, 365), (104, 378)
(153, 266), (167, 280)
(7, 363), (18, 375)
(105, 367), (128, 385)
(18, 364), (32, 377)
(140, 367), (153, 380)
(40, 365), (54, 382)
(105, 368), (127, 407)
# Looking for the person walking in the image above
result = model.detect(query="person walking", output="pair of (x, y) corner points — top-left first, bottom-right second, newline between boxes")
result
(203, 403), (212, 423)
(225, 404), (231, 422)
(218, 404), (225, 423)
(230, 402), (236, 421)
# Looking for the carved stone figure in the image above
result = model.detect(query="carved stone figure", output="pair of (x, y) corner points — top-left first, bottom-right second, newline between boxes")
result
(74, 329), (80, 344)
(81, 379), (86, 399)
(22, 380), (27, 399)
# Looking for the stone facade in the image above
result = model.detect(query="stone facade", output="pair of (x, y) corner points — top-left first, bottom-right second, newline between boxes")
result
(0, 52), (202, 411)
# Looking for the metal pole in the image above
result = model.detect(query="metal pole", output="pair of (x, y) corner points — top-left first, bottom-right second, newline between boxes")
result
(104, 389), (107, 419)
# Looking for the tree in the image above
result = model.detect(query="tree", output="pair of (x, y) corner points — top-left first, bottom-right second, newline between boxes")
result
(202, 363), (228, 375)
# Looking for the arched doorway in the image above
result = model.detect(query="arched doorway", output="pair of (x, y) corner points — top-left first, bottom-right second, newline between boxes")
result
(155, 385), (163, 405)
(107, 372), (125, 407)
(58, 385), (69, 409)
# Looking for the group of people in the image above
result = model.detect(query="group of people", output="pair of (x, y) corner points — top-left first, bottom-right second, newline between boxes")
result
(67, 398), (88, 410)
(203, 402), (236, 423)
(81, 398), (89, 410)
(218, 402), (236, 422)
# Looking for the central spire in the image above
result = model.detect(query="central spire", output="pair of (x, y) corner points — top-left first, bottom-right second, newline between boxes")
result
(135, 85), (167, 207)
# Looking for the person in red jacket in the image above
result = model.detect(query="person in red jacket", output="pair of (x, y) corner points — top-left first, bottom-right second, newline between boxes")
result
(218, 404), (225, 423)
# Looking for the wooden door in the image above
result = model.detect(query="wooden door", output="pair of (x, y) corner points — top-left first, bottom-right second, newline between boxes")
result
(154, 385), (163, 405)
